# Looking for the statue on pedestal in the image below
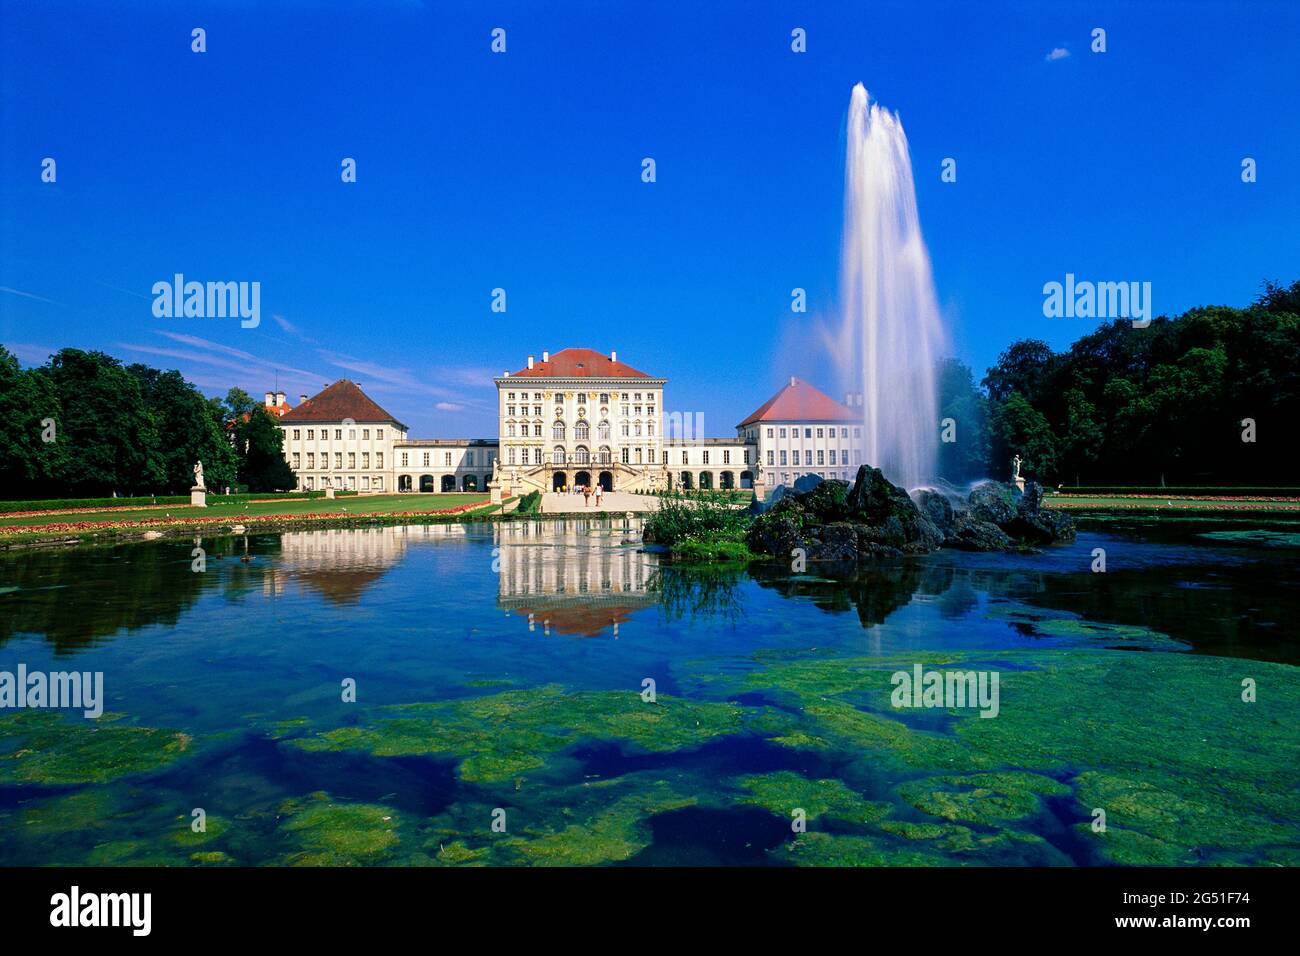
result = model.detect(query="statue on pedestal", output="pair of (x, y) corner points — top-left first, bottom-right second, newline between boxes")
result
(1011, 454), (1024, 492)
(192, 460), (206, 489)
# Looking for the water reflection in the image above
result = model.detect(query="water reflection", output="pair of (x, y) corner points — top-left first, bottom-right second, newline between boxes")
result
(493, 517), (654, 637)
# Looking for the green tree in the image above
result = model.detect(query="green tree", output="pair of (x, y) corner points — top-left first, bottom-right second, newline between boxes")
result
(129, 365), (238, 493)
(990, 392), (1058, 481)
(935, 358), (990, 482)
(37, 349), (164, 496)
(233, 407), (297, 492)
(0, 347), (69, 498)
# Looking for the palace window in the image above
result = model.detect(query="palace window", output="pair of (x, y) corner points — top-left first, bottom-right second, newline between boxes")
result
(363, 453), (370, 468)
(508, 392), (515, 401)
(348, 453), (356, 469)
(467, 452), (475, 466)
(662, 451), (668, 464)
(647, 405), (655, 416)
(816, 428), (823, 438)
(817, 450), (824, 465)
(829, 450), (837, 465)
(703, 451), (710, 464)
(534, 448), (542, 464)
(574, 421), (589, 441)
(292, 453), (301, 468)
(766, 428), (773, 438)
(377, 429), (383, 440)
(597, 421), (610, 440)
(307, 453), (315, 468)
(744, 450), (750, 464)
(682, 451), (689, 465)
(635, 448), (643, 464)
(533, 393), (541, 401)
(647, 422), (654, 436)
(349, 429), (356, 440)
(507, 424), (516, 437)
(293, 429), (300, 440)
(307, 429), (314, 440)
(363, 429), (370, 440)
(780, 451), (787, 465)
(377, 453), (383, 468)
(805, 450), (813, 465)
(553, 446), (566, 464)
(335, 429), (342, 440)
(508, 406), (516, 416)
(445, 452), (453, 467)
(533, 405), (542, 416)
(723, 450), (730, 464)
(533, 423), (542, 437)
(804, 428), (812, 438)
(779, 428), (786, 438)
(767, 450), (774, 465)
(508, 448), (516, 464)
(335, 453), (343, 468)
(423, 452), (430, 466)
(854, 427), (862, 437)
(622, 448), (630, 464)
(634, 422), (642, 437)
(375, 477), (383, 490)
(621, 423), (629, 437)
(599, 393), (610, 404)
(574, 446), (589, 464)
(553, 422), (565, 440)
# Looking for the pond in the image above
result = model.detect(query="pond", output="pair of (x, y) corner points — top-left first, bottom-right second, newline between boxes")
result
(1, 516), (1297, 866)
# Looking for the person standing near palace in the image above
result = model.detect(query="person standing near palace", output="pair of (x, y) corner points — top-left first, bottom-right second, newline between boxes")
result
(594, 482), (603, 508)
(583, 484), (591, 507)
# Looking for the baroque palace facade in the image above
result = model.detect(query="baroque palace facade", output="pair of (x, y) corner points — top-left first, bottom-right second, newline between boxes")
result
(277, 347), (867, 498)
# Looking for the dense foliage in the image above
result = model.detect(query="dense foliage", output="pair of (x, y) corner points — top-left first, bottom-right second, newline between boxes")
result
(0, 347), (296, 499)
(937, 280), (1300, 486)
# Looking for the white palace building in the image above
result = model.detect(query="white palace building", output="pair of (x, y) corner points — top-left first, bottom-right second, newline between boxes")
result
(276, 347), (867, 498)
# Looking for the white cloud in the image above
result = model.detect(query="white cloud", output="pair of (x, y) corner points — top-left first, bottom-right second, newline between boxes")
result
(1045, 47), (1070, 62)
(435, 402), (464, 412)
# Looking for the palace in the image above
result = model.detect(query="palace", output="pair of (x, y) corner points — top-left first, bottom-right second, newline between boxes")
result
(276, 347), (866, 497)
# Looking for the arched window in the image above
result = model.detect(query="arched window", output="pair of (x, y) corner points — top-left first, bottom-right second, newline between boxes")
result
(552, 421), (565, 440)
(553, 445), (566, 464)
(598, 445), (612, 464)
(597, 420), (610, 440)
(574, 421), (589, 441)
(574, 445), (590, 464)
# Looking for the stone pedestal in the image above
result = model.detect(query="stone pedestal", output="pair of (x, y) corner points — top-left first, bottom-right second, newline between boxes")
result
(1014, 477), (1025, 493)
(489, 482), (503, 505)
(325, 487), (336, 499)
(190, 486), (207, 508)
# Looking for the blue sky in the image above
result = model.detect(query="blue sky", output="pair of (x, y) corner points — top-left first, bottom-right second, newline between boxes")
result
(2, 0), (1297, 438)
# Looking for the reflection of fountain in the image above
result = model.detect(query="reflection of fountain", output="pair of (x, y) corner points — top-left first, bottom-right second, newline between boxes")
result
(839, 83), (945, 490)
(493, 518), (655, 637)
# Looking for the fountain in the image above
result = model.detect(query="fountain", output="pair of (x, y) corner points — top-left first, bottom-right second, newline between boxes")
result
(838, 83), (946, 491)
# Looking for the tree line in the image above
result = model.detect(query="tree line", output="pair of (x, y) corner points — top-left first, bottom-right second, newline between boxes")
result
(0, 347), (295, 500)
(937, 280), (1300, 486)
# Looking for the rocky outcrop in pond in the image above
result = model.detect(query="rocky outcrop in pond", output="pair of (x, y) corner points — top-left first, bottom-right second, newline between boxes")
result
(746, 466), (1075, 561)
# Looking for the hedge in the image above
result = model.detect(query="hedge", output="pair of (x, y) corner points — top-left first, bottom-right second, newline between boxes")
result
(0, 490), (353, 513)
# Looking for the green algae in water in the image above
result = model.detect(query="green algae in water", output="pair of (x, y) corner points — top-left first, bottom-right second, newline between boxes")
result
(736, 771), (890, 824)
(1198, 529), (1300, 548)
(0, 711), (194, 785)
(770, 832), (946, 867)
(278, 793), (403, 866)
(292, 684), (758, 783)
(499, 784), (697, 866)
(897, 771), (1068, 825)
(984, 603), (1189, 651)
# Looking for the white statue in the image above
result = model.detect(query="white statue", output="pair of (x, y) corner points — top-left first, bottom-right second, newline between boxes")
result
(1011, 454), (1022, 480)
(193, 460), (205, 489)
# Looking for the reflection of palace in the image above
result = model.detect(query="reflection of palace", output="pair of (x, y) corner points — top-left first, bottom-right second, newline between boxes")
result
(494, 518), (655, 637)
(260, 525), (466, 604)
(275, 348), (866, 497)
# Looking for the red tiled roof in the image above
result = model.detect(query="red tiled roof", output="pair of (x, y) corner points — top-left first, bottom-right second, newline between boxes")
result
(507, 348), (655, 379)
(737, 377), (858, 427)
(279, 380), (407, 428)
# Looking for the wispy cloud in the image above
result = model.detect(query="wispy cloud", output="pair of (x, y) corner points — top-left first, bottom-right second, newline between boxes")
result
(1045, 47), (1070, 62)
(2, 342), (58, 365)
(0, 286), (62, 306)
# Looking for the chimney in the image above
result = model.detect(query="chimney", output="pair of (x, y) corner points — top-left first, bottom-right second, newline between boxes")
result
(790, 376), (797, 388)
(611, 350), (617, 363)
(542, 351), (549, 362)
(275, 391), (285, 407)
(527, 355), (534, 369)
(264, 391), (274, 407)
(299, 394), (307, 405)
(502, 370), (509, 377)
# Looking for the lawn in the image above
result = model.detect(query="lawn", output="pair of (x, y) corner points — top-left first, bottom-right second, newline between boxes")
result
(0, 493), (489, 529)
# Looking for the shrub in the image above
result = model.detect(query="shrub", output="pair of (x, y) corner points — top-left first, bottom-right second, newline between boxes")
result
(515, 490), (542, 514)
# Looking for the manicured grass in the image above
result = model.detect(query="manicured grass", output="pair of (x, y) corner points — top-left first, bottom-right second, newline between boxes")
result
(0, 493), (488, 529)
(1048, 495), (1300, 513)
